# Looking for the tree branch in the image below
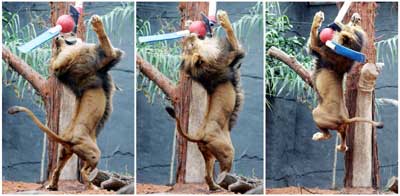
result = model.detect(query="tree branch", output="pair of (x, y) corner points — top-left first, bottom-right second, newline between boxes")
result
(267, 46), (313, 88)
(2, 45), (48, 97)
(136, 54), (177, 101)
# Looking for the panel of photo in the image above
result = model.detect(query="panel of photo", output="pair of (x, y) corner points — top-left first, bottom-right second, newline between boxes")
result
(2, 2), (135, 194)
(265, 1), (398, 194)
(136, 1), (264, 194)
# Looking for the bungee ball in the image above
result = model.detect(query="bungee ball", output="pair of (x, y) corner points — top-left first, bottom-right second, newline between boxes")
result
(319, 28), (334, 43)
(189, 21), (207, 38)
(56, 15), (75, 33)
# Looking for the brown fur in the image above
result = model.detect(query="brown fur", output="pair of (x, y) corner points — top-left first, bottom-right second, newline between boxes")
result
(308, 11), (383, 152)
(7, 15), (123, 190)
(176, 10), (244, 191)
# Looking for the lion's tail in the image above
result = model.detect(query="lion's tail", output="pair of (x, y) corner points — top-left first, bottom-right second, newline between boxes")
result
(175, 118), (204, 143)
(8, 106), (70, 145)
(344, 117), (384, 129)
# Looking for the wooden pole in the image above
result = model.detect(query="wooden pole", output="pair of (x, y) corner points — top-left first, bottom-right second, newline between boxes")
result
(343, 2), (379, 188)
(47, 2), (85, 181)
(177, 2), (209, 184)
(352, 63), (381, 187)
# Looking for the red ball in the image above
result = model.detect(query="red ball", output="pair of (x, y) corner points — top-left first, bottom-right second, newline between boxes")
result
(56, 15), (75, 33)
(189, 21), (206, 38)
(319, 28), (334, 43)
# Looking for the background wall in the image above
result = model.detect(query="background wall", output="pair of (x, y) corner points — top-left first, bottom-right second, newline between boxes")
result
(266, 2), (398, 189)
(2, 2), (134, 182)
(137, 2), (264, 184)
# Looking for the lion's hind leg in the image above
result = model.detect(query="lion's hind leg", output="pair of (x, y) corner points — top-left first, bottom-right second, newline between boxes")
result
(46, 146), (73, 191)
(198, 145), (221, 191)
(336, 125), (348, 152)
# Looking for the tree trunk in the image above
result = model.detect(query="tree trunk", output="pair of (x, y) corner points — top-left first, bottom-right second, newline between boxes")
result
(47, 2), (85, 181)
(343, 2), (379, 188)
(176, 2), (209, 184)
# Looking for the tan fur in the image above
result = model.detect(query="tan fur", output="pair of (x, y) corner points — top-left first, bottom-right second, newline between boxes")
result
(176, 10), (244, 191)
(308, 11), (383, 152)
(8, 15), (123, 190)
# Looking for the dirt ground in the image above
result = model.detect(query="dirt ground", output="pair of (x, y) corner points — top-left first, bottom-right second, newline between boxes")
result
(265, 186), (393, 194)
(137, 183), (234, 194)
(3, 180), (114, 194)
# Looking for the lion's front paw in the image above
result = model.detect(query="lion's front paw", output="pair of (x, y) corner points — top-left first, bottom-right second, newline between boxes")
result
(312, 11), (324, 29)
(314, 11), (324, 23)
(217, 10), (230, 28)
(90, 15), (103, 30)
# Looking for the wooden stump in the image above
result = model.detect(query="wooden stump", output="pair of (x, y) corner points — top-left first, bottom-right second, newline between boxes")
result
(89, 169), (111, 187)
(216, 172), (263, 194)
(89, 169), (134, 191)
(117, 183), (135, 194)
(101, 177), (127, 191)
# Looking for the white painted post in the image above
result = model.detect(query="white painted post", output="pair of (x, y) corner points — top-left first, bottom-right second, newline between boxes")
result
(185, 81), (207, 183)
(352, 63), (382, 187)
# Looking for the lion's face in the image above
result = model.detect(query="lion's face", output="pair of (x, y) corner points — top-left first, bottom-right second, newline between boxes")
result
(333, 13), (366, 52)
(50, 34), (83, 76)
(180, 33), (222, 79)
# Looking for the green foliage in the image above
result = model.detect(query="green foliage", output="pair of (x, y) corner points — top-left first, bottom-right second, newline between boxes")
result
(2, 10), (51, 106)
(136, 18), (182, 104)
(215, 2), (263, 44)
(85, 2), (134, 44)
(137, 3), (262, 104)
(375, 35), (398, 117)
(265, 2), (314, 109)
(375, 35), (398, 70)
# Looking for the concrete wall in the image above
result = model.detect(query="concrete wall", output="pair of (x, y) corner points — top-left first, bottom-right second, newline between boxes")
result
(266, 2), (398, 189)
(137, 2), (264, 184)
(2, 2), (134, 182)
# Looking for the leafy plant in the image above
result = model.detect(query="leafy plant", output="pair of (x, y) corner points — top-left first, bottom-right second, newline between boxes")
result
(375, 35), (398, 118)
(2, 10), (51, 107)
(265, 2), (315, 109)
(136, 17), (182, 104)
(375, 35), (397, 70)
(137, 2), (263, 104)
(85, 2), (134, 44)
(214, 2), (263, 44)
